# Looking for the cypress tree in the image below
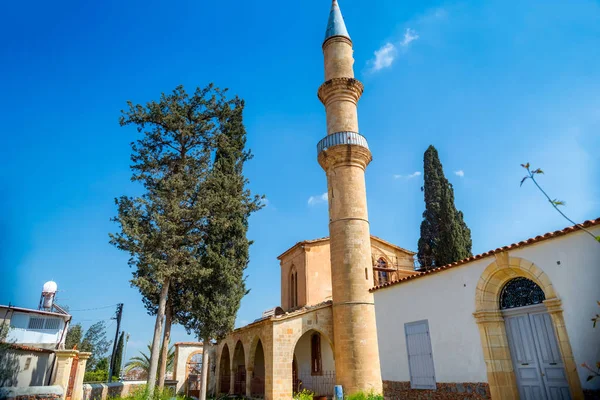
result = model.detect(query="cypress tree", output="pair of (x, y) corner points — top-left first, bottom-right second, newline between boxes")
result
(112, 331), (125, 379)
(417, 145), (472, 268)
(179, 97), (263, 400)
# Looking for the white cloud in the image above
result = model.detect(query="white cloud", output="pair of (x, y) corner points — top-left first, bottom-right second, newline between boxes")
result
(394, 171), (422, 179)
(454, 170), (465, 177)
(370, 43), (397, 72)
(400, 28), (419, 47)
(308, 192), (328, 206)
(368, 28), (419, 72)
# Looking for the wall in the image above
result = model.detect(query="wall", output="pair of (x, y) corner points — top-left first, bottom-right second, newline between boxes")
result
(280, 247), (307, 310)
(373, 227), (600, 391)
(305, 243), (333, 306)
(0, 385), (63, 400)
(82, 381), (146, 400)
(9, 347), (55, 387)
(173, 342), (203, 394)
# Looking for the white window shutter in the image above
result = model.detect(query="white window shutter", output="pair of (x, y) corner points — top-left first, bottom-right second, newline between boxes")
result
(405, 320), (436, 389)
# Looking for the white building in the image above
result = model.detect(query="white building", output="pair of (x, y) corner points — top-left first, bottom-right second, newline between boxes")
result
(372, 219), (600, 400)
(1, 301), (72, 388)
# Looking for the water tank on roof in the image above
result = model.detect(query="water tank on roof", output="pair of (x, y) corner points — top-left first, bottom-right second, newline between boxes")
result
(40, 281), (58, 310)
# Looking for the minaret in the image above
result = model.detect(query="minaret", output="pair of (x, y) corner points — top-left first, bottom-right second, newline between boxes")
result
(317, 0), (383, 395)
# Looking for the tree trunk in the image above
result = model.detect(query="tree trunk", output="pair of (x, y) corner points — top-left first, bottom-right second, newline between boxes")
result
(199, 339), (210, 400)
(157, 300), (173, 391)
(147, 277), (170, 397)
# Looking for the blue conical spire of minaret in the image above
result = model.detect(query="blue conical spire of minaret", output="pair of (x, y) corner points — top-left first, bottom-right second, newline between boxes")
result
(324, 0), (350, 42)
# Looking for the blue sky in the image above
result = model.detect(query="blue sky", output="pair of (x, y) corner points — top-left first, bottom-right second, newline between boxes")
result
(1, 0), (598, 358)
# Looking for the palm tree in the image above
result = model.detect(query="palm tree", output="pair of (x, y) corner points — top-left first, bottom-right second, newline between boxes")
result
(124, 343), (175, 375)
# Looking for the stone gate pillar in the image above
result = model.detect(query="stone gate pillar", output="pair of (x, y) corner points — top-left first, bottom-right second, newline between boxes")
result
(52, 349), (79, 391)
(72, 352), (91, 400)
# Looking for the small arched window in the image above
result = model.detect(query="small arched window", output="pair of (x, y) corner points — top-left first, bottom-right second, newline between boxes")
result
(499, 277), (546, 310)
(376, 257), (389, 284)
(311, 333), (322, 375)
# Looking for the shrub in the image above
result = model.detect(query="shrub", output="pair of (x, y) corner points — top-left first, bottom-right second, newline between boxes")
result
(109, 385), (183, 400)
(293, 389), (315, 400)
(346, 391), (384, 400)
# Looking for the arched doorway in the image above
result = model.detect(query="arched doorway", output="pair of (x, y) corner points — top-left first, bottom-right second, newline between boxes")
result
(474, 255), (583, 399)
(233, 341), (246, 396)
(186, 352), (203, 398)
(292, 329), (335, 397)
(251, 340), (265, 398)
(219, 344), (231, 395)
(500, 277), (570, 399)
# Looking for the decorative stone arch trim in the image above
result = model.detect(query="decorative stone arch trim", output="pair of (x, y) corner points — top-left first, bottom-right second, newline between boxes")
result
(186, 349), (203, 365)
(473, 253), (583, 400)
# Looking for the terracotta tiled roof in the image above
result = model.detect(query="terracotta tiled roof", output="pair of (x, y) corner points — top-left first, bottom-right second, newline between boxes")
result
(370, 217), (600, 292)
(8, 344), (54, 354)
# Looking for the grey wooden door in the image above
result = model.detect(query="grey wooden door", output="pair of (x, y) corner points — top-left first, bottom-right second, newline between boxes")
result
(505, 307), (571, 400)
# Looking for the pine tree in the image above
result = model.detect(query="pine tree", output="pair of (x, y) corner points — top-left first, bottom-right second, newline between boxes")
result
(417, 145), (472, 268)
(65, 323), (83, 350)
(110, 84), (261, 397)
(80, 321), (111, 371)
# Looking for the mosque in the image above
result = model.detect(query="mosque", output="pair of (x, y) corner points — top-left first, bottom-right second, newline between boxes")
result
(189, 2), (600, 399)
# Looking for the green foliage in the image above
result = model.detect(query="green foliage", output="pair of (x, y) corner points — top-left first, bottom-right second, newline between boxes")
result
(293, 389), (314, 400)
(178, 94), (263, 342)
(345, 391), (384, 400)
(111, 84), (262, 398)
(108, 385), (188, 400)
(83, 369), (109, 383)
(65, 323), (83, 350)
(418, 145), (472, 268)
(112, 331), (125, 378)
(124, 343), (175, 374)
(0, 324), (19, 387)
(80, 321), (112, 371)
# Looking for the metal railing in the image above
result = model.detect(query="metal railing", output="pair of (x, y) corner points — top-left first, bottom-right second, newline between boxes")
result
(317, 131), (369, 154)
(294, 370), (336, 397)
(372, 267), (415, 286)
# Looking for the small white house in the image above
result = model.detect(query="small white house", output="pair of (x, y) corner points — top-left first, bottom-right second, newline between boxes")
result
(372, 219), (600, 400)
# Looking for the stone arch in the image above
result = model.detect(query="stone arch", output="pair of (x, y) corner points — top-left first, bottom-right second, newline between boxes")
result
(217, 343), (231, 395)
(473, 253), (583, 399)
(290, 328), (335, 395)
(247, 337), (266, 398)
(184, 350), (204, 398)
(475, 254), (556, 313)
(232, 340), (246, 396)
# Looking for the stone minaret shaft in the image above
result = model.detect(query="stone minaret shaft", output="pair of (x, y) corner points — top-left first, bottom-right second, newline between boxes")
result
(317, 0), (382, 394)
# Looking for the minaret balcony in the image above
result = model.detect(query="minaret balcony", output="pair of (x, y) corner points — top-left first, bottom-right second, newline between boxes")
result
(318, 77), (364, 106)
(317, 131), (369, 154)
